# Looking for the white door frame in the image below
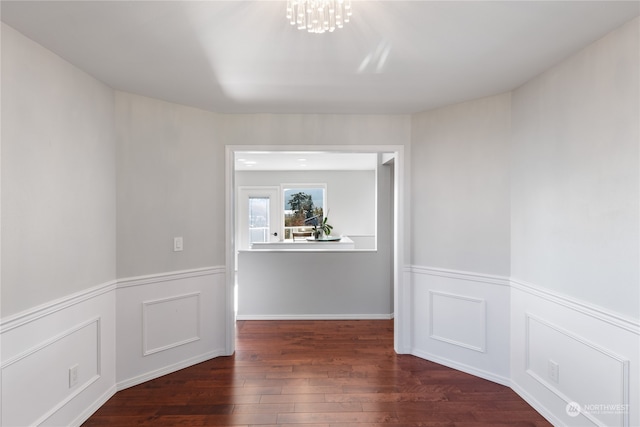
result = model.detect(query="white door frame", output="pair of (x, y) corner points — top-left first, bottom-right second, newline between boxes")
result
(225, 145), (409, 354)
(236, 186), (282, 250)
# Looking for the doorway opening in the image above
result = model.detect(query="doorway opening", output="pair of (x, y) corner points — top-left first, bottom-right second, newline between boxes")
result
(225, 145), (407, 354)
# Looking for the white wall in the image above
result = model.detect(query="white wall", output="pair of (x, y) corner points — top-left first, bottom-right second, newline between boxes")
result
(510, 17), (639, 427)
(411, 93), (512, 275)
(1, 23), (116, 316)
(511, 16), (639, 320)
(407, 17), (639, 427)
(1, 23), (117, 426)
(236, 170), (377, 239)
(114, 92), (231, 400)
(408, 93), (512, 385)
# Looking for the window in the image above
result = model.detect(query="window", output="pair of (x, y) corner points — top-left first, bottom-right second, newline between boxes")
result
(282, 185), (326, 239)
(248, 196), (270, 243)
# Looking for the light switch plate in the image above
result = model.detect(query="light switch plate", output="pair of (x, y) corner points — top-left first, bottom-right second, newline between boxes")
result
(174, 237), (183, 252)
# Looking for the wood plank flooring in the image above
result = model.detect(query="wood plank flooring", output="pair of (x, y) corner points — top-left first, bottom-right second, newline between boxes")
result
(82, 320), (551, 426)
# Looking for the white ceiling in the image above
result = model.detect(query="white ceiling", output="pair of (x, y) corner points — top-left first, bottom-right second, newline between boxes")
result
(235, 151), (379, 170)
(1, 1), (638, 115)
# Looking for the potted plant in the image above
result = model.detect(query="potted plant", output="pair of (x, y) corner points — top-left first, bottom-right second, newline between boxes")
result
(313, 216), (333, 239)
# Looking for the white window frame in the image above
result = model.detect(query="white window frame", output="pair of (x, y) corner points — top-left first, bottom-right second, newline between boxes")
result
(281, 183), (327, 239)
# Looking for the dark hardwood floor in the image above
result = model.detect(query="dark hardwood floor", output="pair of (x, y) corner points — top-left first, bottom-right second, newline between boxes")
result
(83, 320), (551, 426)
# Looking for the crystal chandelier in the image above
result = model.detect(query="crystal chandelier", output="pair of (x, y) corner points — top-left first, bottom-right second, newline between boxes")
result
(286, 0), (352, 34)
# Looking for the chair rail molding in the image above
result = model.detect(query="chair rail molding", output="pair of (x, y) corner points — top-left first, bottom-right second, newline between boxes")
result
(510, 278), (639, 335)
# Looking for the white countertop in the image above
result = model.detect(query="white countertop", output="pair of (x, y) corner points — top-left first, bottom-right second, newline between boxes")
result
(250, 236), (355, 250)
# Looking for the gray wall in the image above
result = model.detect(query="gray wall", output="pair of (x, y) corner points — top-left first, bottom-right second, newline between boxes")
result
(411, 93), (512, 276)
(218, 114), (411, 148)
(1, 23), (116, 316)
(511, 17), (639, 318)
(114, 96), (411, 277)
(115, 92), (224, 278)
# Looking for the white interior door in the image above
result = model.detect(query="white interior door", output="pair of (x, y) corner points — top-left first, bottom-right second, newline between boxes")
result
(237, 186), (281, 251)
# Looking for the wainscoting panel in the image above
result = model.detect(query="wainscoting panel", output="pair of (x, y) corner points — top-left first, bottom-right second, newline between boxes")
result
(2, 319), (99, 426)
(116, 267), (228, 390)
(0, 283), (116, 427)
(526, 314), (629, 427)
(410, 266), (510, 386)
(511, 280), (639, 427)
(429, 290), (486, 352)
(143, 293), (201, 356)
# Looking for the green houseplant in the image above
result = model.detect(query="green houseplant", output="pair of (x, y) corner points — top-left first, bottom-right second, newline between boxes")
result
(313, 216), (333, 239)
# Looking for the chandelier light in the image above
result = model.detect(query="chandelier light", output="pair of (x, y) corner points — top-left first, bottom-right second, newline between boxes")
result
(286, 0), (352, 34)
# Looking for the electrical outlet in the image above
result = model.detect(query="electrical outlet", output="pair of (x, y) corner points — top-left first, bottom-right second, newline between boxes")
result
(69, 364), (79, 388)
(174, 237), (183, 252)
(548, 360), (559, 383)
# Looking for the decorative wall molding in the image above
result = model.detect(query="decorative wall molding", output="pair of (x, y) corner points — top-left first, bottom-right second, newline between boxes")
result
(428, 290), (486, 352)
(115, 265), (229, 396)
(1, 317), (101, 369)
(0, 281), (117, 333)
(409, 266), (639, 335)
(0, 266), (226, 335)
(511, 278), (639, 335)
(4, 264), (636, 426)
(142, 292), (201, 356)
(410, 264), (638, 427)
(410, 264), (510, 388)
(410, 265), (510, 287)
(0, 266), (227, 426)
(525, 314), (630, 427)
(2, 318), (102, 427)
(117, 266), (226, 289)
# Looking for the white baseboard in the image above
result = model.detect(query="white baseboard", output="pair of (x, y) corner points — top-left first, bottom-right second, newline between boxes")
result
(411, 348), (511, 387)
(116, 349), (228, 391)
(236, 313), (394, 320)
(510, 381), (563, 427)
(69, 384), (117, 427)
